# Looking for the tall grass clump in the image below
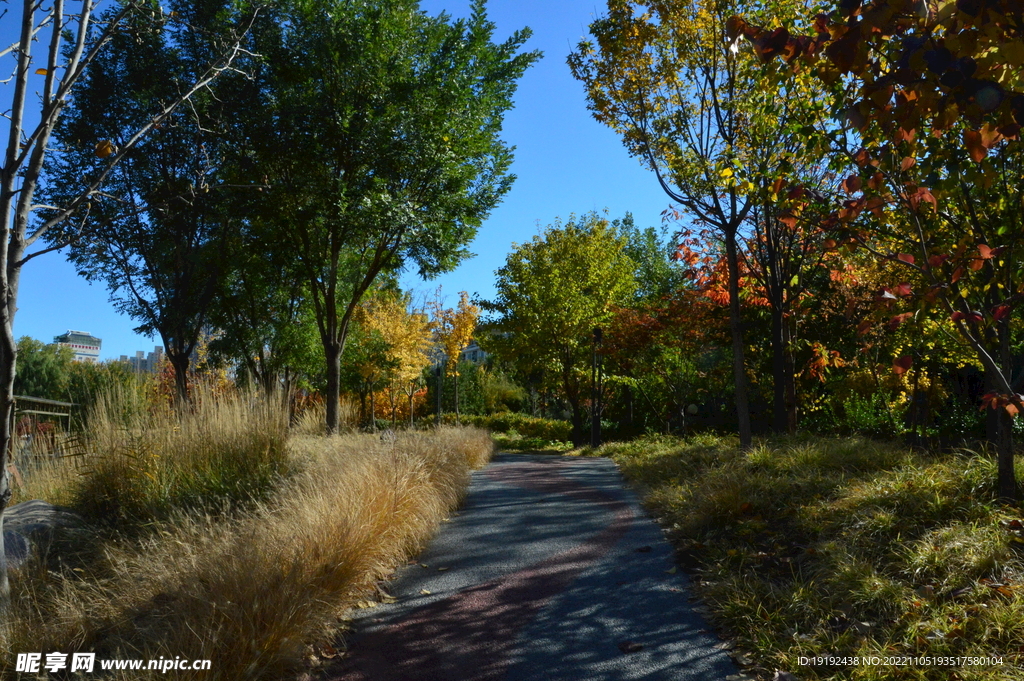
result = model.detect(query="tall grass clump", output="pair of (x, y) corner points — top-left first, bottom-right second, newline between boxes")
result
(72, 384), (291, 528)
(584, 434), (1024, 680)
(1, 426), (493, 680)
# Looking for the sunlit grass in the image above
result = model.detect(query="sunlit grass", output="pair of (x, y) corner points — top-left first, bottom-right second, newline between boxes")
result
(582, 434), (1024, 680)
(1, 384), (493, 680)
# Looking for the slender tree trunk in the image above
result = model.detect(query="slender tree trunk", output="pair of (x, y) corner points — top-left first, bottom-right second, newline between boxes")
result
(169, 352), (191, 407)
(408, 386), (415, 428)
(724, 230), (752, 449)
(997, 321), (1017, 501)
(390, 383), (397, 427)
(370, 388), (376, 432)
(454, 366), (460, 425)
(771, 302), (787, 434)
(784, 317), (797, 434)
(569, 399), (586, 447)
(0, 327), (17, 606)
(325, 342), (342, 434)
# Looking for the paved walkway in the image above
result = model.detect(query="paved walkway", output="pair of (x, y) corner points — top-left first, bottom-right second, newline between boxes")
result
(323, 453), (738, 681)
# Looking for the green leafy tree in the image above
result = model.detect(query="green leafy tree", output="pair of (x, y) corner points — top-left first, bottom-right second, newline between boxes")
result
(0, 0), (252, 601)
(13, 338), (73, 400)
(44, 0), (261, 406)
(251, 0), (539, 433)
(485, 212), (637, 444)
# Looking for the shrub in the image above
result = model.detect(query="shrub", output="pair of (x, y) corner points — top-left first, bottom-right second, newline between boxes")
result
(420, 412), (572, 442)
(71, 385), (291, 528)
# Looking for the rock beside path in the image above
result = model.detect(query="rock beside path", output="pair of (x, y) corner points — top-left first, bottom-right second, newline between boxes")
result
(3, 499), (83, 568)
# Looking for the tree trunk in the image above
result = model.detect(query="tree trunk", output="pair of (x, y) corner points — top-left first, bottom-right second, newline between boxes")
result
(568, 398), (586, 447)
(325, 342), (342, 434)
(370, 388), (376, 432)
(0, 328), (17, 606)
(724, 230), (753, 449)
(784, 317), (797, 434)
(771, 301), (787, 434)
(454, 366), (460, 425)
(169, 351), (191, 407)
(997, 321), (1017, 501)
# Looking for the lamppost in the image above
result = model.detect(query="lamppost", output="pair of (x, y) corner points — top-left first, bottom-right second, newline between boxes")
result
(591, 326), (603, 448)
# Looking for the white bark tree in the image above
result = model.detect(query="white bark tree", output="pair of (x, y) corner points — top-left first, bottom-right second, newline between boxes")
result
(0, 0), (255, 606)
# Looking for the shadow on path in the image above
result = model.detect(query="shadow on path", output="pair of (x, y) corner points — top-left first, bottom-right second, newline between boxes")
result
(323, 455), (736, 681)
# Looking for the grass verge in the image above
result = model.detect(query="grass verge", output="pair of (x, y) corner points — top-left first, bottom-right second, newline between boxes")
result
(2, 389), (492, 680)
(580, 433), (1024, 681)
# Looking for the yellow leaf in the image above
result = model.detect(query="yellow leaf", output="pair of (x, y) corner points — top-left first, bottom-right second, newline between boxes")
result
(719, 167), (733, 179)
(94, 140), (115, 158)
(420, 589), (431, 595)
(35, 68), (49, 75)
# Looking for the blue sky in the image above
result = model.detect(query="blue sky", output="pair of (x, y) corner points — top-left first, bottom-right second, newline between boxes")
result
(5, 1), (673, 360)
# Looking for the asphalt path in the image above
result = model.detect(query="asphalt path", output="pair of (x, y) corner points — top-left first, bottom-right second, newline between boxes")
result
(322, 453), (739, 681)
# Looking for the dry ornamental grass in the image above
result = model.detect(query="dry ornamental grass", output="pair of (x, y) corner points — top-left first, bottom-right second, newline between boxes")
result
(1, 387), (492, 681)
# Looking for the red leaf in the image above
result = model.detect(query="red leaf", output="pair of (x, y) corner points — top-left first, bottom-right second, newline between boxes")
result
(968, 312), (984, 323)
(910, 187), (937, 213)
(970, 258), (985, 271)
(900, 156), (916, 171)
(897, 253), (915, 264)
(889, 312), (914, 329)
(893, 355), (913, 375)
(842, 174), (862, 194)
(856, 319), (874, 335)
(993, 305), (1011, 322)
(951, 266), (964, 283)
(928, 254), (949, 268)
(894, 282), (913, 296)
(823, 238), (838, 250)
(965, 129), (987, 162)
(977, 243), (994, 259)
(853, 148), (871, 166)
(952, 311), (967, 322)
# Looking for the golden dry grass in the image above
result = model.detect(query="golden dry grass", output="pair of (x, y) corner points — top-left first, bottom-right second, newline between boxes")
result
(1, 386), (492, 680)
(582, 433), (1024, 681)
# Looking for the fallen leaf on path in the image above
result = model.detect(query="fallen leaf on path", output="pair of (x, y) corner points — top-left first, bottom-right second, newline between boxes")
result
(420, 589), (431, 595)
(437, 567), (449, 571)
(665, 567), (677, 574)
(617, 641), (643, 653)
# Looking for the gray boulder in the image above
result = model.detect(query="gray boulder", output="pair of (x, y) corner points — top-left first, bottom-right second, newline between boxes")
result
(3, 499), (83, 569)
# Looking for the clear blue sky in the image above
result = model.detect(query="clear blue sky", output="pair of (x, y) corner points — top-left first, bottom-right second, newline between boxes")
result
(6, 0), (673, 360)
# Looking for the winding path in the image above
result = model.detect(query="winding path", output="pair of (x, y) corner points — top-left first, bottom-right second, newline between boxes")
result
(322, 453), (738, 681)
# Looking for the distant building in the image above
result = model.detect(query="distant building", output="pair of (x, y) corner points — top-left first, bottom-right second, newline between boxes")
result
(459, 339), (489, 365)
(53, 330), (101, 363)
(119, 346), (164, 373)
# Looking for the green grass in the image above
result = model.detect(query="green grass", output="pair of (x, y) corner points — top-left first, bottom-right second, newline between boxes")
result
(579, 434), (1024, 680)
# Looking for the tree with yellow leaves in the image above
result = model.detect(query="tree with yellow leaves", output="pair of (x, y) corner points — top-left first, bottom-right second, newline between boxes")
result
(357, 290), (433, 428)
(431, 291), (480, 424)
(568, 0), (829, 448)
